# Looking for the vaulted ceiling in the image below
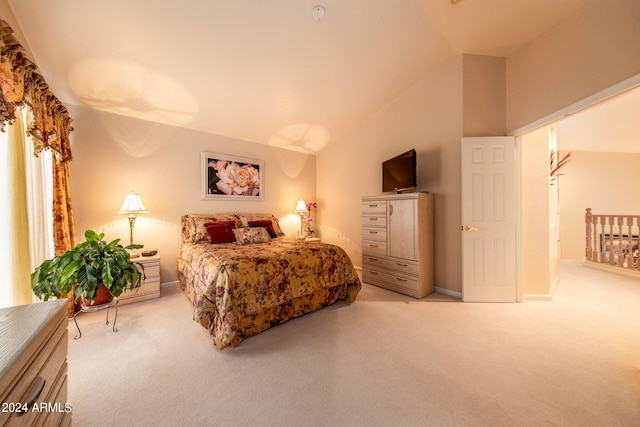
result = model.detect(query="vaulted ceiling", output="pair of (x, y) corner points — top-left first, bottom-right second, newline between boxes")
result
(10, 0), (626, 154)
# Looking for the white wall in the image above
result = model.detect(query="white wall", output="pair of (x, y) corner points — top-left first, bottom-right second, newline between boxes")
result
(316, 54), (508, 295)
(0, 1), (34, 58)
(507, 0), (640, 133)
(317, 56), (465, 293)
(521, 127), (558, 297)
(68, 106), (316, 283)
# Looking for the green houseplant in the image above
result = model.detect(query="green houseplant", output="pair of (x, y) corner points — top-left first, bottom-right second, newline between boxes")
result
(31, 230), (145, 305)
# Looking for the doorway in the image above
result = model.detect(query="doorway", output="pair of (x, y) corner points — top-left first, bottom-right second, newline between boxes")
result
(515, 77), (640, 300)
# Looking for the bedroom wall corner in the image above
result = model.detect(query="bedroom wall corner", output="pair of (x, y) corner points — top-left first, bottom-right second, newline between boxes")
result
(0, 1), (36, 59)
(316, 56), (464, 294)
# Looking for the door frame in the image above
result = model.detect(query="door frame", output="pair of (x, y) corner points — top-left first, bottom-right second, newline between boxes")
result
(515, 135), (523, 302)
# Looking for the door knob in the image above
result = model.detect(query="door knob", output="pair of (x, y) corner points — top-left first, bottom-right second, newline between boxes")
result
(464, 225), (479, 232)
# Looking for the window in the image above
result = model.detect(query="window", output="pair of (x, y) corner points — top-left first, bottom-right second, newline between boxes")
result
(0, 107), (54, 308)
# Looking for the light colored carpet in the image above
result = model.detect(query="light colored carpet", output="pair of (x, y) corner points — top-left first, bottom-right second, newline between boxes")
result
(67, 260), (640, 426)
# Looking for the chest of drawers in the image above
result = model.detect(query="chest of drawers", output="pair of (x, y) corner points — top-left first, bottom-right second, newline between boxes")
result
(119, 253), (161, 304)
(0, 299), (71, 427)
(362, 193), (434, 298)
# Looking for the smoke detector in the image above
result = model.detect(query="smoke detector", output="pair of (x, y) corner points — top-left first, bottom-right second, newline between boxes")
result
(312, 5), (326, 21)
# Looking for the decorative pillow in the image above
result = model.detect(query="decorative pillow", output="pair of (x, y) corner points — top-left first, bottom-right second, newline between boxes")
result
(181, 214), (240, 243)
(233, 227), (272, 245)
(239, 214), (285, 237)
(204, 221), (237, 244)
(248, 220), (278, 238)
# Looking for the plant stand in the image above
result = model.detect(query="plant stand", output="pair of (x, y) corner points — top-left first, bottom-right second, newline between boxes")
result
(73, 298), (119, 339)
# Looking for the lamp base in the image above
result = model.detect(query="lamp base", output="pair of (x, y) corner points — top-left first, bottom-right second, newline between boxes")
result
(127, 249), (141, 258)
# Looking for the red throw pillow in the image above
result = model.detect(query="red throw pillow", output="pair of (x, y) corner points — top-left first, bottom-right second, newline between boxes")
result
(204, 221), (237, 244)
(248, 220), (277, 238)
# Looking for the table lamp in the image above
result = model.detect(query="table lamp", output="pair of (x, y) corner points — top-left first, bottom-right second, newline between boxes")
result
(118, 191), (148, 246)
(294, 199), (308, 239)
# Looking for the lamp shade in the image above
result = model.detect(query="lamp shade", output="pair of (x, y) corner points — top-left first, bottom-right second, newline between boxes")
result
(294, 199), (308, 213)
(118, 192), (148, 215)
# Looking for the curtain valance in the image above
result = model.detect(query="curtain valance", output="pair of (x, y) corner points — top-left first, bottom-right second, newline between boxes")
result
(0, 19), (73, 163)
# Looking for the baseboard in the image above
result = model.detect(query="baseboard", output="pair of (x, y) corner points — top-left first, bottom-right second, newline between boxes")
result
(161, 280), (180, 289)
(523, 293), (553, 301)
(354, 265), (363, 282)
(523, 277), (558, 301)
(435, 286), (461, 299)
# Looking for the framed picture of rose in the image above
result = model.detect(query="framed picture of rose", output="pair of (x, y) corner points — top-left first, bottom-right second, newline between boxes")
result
(201, 152), (263, 200)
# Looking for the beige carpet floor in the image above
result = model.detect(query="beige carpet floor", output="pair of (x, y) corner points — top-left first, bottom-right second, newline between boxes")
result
(66, 260), (640, 426)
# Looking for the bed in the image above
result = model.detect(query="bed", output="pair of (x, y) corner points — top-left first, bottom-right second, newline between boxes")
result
(176, 213), (361, 349)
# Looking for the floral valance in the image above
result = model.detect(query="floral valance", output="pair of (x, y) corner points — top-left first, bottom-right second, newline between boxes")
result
(0, 19), (73, 162)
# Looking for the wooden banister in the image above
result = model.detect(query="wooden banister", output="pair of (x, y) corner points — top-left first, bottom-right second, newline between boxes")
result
(585, 208), (640, 272)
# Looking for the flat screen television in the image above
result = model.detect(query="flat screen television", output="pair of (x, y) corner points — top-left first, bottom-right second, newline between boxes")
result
(382, 149), (417, 193)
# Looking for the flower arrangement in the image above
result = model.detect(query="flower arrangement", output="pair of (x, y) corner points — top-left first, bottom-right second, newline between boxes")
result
(549, 150), (572, 185)
(303, 201), (317, 236)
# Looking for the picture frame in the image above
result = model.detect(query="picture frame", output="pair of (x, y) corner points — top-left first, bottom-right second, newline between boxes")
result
(201, 152), (263, 200)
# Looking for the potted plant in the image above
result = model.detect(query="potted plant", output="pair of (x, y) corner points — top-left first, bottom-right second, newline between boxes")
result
(31, 230), (145, 306)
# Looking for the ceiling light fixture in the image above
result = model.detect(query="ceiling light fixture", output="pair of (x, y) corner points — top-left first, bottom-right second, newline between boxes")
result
(312, 5), (326, 21)
(450, 0), (463, 4)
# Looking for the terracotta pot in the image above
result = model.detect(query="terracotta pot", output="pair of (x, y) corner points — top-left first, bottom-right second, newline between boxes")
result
(81, 283), (114, 306)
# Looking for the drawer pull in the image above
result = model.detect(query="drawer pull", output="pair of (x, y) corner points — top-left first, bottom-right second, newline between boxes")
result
(367, 257), (379, 262)
(396, 263), (408, 267)
(368, 231), (378, 234)
(395, 278), (408, 282)
(19, 376), (45, 416)
(368, 244), (378, 248)
(370, 271), (379, 275)
(368, 218), (378, 221)
(368, 204), (379, 207)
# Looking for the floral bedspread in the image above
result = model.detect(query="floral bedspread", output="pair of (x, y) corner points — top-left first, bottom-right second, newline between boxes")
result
(177, 238), (361, 349)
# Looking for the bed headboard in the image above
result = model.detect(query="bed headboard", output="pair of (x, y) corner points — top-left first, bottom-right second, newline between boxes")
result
(181, 213), (285, 243)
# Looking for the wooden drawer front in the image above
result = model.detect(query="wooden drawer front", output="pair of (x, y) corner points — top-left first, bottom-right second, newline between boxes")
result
(363, 256), (419, 276)
(362, 227), (386, 242)
(362, 240), (386, 256)
(5, 328), (67, 427)
(120, 278), (159, 302)
(134, 278), (159, 296)
(361, 215), (386, 228)
(41, 375), (68, 427)
(122, 255), (161, 303)
(362, 267), (420, 298)
(361, 202), (386, 215)
(141, 264), (160, 280)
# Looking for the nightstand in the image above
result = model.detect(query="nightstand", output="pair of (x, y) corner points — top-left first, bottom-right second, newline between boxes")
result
(119, 254), (160, 304)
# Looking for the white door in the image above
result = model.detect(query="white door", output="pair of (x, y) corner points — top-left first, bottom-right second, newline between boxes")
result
(461, 137), (516, 302)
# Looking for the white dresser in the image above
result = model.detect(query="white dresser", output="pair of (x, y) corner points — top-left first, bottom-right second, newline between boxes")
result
(362, 193), (434, 298)
(0, 299), (71, 426)
(119, 253), (161, 305)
